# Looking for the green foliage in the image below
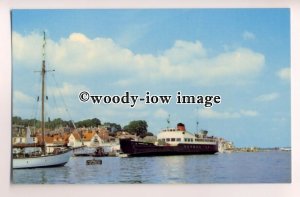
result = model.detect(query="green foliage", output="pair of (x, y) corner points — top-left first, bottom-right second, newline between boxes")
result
(123, 120), (148, 137)
(12, 116), (99, 129)
(13, 117), (150, 138)
(139, 132), (154, 138)
(103, 122), (122, 132)
(75, 118), (101, 128)
(45, 118), (74, 130)
(12, 116), (40, 127)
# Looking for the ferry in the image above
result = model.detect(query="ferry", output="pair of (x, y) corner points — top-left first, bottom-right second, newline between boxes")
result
(119, 123), (218, 157)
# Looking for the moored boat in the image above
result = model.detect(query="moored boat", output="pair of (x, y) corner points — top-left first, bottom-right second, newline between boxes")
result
(120, 123), (218, 157)
(12, 32), (72, 169)
(13, 149), (73, 169)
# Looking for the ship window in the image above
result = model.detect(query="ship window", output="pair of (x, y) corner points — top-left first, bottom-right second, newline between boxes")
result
(176, 138), (181, 142)
(171, 138), (175, 142)
(166, 138), (170, 142)
(191, 139), (194, 142)
(162, 139), (165, 142)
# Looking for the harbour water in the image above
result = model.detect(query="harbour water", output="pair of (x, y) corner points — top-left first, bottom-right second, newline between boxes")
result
(12, 151), (291, 184)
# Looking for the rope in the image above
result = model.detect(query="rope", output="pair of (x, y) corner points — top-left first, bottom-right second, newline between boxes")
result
(50, 72), (77, 129)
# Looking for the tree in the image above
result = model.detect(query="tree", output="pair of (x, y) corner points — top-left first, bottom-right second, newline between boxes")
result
(75, 118), (101, 128)
(12, 116), (103, 129)
(12, 116), (22, 125)
(103, 122), (122, 132)
(140, 132), (154, 138)
(91, 118), (101, 126)
(123, 120), (148, 137)
(12, 116), (40, 127)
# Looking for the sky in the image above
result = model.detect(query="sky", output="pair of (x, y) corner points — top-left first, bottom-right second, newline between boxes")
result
(11, 9), (290, 148)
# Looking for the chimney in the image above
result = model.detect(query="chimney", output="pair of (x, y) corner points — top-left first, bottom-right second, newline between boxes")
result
(177, 123), (186, 131)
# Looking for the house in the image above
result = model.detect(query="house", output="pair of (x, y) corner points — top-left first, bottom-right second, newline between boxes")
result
(82, 131), (103, 147)
(97, 127), (110, 142)
(12, 126), (37, 145)
(12, 136), (27, 144)
(68, 131), (83, 147)
(52, 133), (69, 146)
(36, 134), (69, 153)
(116, 131), (137, 140)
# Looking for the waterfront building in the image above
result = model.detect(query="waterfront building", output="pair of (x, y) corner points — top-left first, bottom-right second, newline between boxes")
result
(68, 132), (83, 147)
(82, 131), (103, 147)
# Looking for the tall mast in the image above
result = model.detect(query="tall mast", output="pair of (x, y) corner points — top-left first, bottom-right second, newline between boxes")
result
(167, 114), (170, 129)
(196, 106), (199, 132)
(41, 31), (46, 154)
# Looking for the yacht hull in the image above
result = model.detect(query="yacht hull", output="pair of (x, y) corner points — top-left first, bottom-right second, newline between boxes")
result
(13, 149), (73, 169)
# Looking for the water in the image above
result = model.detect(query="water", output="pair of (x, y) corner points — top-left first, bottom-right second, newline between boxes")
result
(12, 151), (291, 184)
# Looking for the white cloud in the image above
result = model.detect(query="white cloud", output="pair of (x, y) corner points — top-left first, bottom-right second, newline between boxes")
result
(198, 108), (258, 119)
(240, 109), (258, 117)
(13, 31), (265, 86)
(13, 90), (36, 118)
(277, 67), (290, 81)
(255, 92), (279, 102)
(154, 108), (169, 119)
(12, 32), (44, 67)
(164, 40), (206, 64)
(116, 23), (151, 48)
(243, 31), (256, 40)
(13, 90), (34, 104)
(199, 108), (240, 119)
(47, 82), (88, 97)
(113, 79), (134, 87)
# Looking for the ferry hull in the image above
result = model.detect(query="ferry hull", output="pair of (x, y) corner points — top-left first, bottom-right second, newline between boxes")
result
(119, 139), (218, 157)
(13, 149), (73, 169)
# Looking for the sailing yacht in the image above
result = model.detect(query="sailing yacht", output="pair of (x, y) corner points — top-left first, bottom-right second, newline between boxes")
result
(12, 32), (73, 169)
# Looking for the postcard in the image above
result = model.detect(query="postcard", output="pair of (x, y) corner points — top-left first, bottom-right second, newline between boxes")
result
(11, 9), (291, 184)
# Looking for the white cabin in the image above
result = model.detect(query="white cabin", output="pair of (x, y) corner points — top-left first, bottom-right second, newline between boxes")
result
(156, 123), (217, 146)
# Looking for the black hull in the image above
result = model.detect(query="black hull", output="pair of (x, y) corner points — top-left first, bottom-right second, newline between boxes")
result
(13, 162), (68, 169)
(119, 138), (218, 157)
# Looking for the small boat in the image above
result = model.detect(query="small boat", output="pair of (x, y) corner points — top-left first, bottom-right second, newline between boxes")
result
(86, 158), (102, 165)
(279, 147), (291, 151)
(12, 32), (72, 169)
(73, 146), (97, 157)
(116, 152), (128, 158)
(73, 146), (105, 157)
(92, 147), (105, 157)
(119, 123), (218, 157)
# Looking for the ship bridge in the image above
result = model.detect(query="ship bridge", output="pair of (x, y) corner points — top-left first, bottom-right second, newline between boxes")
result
(157, 123), (217, 146)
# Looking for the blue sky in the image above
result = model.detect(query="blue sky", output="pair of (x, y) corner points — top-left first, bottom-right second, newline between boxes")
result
(12, 9), (290, 147)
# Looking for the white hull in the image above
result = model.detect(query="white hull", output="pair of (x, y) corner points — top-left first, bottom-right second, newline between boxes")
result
(73, 146), (96, 156)
(13, 149), (73, 169)
(116, 152), (128, 158)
